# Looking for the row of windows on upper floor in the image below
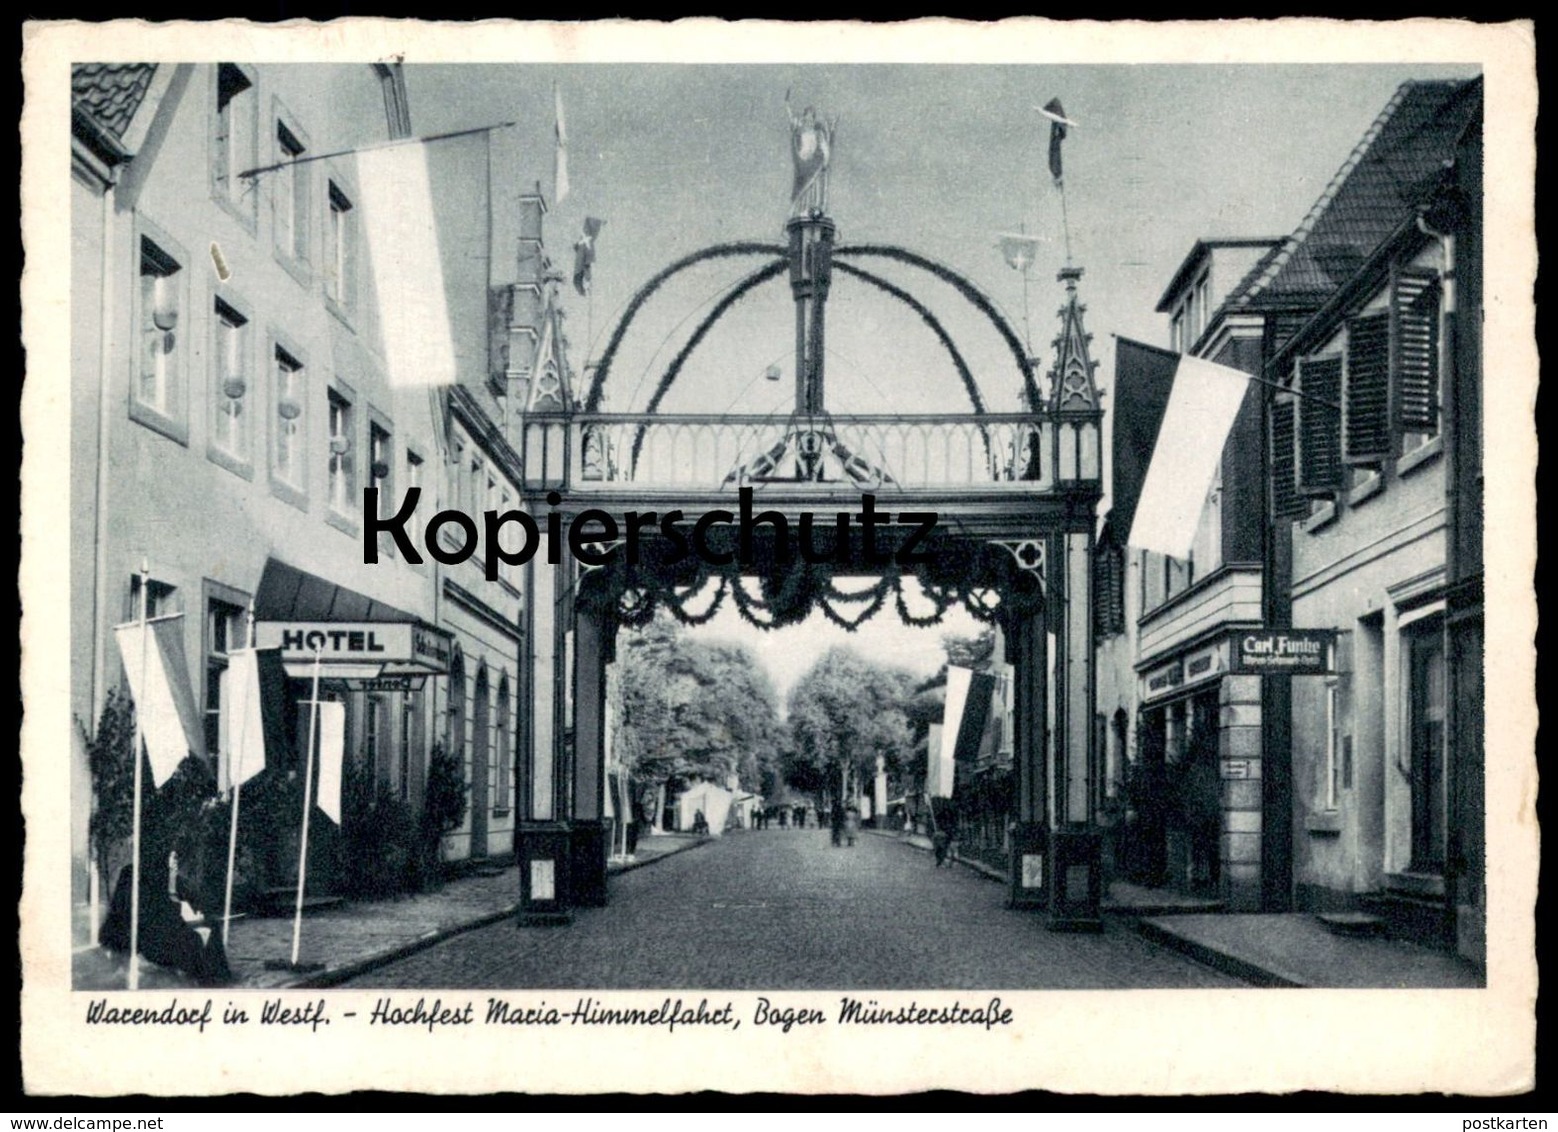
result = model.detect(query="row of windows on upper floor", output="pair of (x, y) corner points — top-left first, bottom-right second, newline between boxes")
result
(210, 63), (365, 316)
(1095, 261), (1452, 641)
(133, 227), (523, 590)
(1271, 263), (1446, 527)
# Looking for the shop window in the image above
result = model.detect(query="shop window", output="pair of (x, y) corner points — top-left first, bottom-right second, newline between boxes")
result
(399, 693), (416, 802)
(212, 298), (251, 464)
(272, 345), (306, 493)
(325, 181), (356, 312)
(447, 650), (467, 789)
(212, 63), (257, 222)
(135, 237), (186, 438)
(327, 388), (355, 516)
(364, 695), (385, 787)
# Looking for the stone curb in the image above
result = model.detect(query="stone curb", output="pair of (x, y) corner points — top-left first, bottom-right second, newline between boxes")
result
(277, 836), (717, 990)
(1135, 918), (1300, 988)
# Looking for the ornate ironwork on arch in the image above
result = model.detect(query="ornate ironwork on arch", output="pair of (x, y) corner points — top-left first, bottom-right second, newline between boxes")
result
(584, 235), (1037, 420)
(573, 532), (1046, 637)
(585, 242), (786, 412)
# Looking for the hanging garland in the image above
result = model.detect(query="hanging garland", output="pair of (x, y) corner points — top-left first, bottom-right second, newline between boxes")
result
(662, 575), (729, 627)
(816, 574), (891, 631)
(895, 574), (957, 628)
(586, 539), (1033, 632)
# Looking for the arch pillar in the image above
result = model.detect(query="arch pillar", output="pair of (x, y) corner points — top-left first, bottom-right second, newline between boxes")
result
(515, 551), (572, 921)
(566, 602), (612, 907)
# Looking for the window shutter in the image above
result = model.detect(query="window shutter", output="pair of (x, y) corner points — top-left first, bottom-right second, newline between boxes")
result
(1270, 398), (1307, 520)
(1296, 356), (1343, 496)
(1393, 268), (1440, 432)
(1344, 311), (1391, 463)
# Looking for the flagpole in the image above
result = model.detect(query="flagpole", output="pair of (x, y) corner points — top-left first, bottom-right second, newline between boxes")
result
(1058, 176), (1073, 270)
(235, 122), (517, 181)
(289, 645), (324, 968)
(221, 604), (256, 949)
(126, 559), (149, 991)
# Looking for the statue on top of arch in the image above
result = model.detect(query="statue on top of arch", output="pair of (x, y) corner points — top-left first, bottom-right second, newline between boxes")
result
(787, 92), (839, 218)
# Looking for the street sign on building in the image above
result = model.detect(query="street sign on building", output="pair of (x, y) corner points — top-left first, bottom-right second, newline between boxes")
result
(1229, 629), (1337, 675)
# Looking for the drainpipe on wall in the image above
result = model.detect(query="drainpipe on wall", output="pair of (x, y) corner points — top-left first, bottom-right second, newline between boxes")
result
(87, 177), (119, 944)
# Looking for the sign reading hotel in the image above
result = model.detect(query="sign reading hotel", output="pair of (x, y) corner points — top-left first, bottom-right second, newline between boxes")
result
(255, 620), (452, 678)
(1230, 629), (1336, 675)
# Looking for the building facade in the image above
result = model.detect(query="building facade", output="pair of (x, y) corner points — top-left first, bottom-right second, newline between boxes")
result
(1264, 79), (1484, 964)
(69, 62), (564, 943)
(1098, 78), (1484, 950)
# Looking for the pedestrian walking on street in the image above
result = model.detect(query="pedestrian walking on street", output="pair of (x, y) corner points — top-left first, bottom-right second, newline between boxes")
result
(844, 805), (860, 847)
(830, 805), (844, 847)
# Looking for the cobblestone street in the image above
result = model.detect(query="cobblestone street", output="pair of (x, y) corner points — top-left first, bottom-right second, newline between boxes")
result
(341, 829), (1242, 989)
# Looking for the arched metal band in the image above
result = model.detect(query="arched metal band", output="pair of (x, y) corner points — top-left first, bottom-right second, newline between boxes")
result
(585, 242), (787, 412)
(830, 260), (985, 415)
(834, 244), (1041, 408)
(630, 258), (789, 472)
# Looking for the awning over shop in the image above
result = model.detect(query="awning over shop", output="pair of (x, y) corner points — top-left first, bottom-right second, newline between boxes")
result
(252, 558), (453, 682)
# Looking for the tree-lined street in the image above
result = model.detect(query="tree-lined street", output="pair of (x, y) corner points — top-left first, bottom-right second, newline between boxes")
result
(340, 827), (1241, 990)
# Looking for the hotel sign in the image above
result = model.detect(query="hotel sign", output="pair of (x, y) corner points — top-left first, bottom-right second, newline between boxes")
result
(1231, 629), (1336, 675)
(255, 620), (452, 678)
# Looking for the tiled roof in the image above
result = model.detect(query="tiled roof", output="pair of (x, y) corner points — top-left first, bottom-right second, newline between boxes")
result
(1229, 78), (1482, 312)
(71, 63), (158, 140)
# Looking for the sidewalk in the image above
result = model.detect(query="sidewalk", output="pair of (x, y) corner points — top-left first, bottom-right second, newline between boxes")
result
(72, 833), (712, 993)
(1138, 913), (1484, 988)
(869, 829), (1479, 988)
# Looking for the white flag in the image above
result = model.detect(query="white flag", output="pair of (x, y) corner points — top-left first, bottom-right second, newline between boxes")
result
(316, 701), (346, 825)
(114, 617), (201, 788)
(1126, 352), (1251, 561)
(218, 649), (267, 793)
(355, 142), (458, 387)
(554, 83), (570, 204)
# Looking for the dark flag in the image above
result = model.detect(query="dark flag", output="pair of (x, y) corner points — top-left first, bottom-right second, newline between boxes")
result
(1041, 98), (1068, 183)
(573, 217), (604, 296)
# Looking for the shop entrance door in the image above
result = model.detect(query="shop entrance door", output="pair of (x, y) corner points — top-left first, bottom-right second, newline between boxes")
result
(1408, 627), (1447, 873)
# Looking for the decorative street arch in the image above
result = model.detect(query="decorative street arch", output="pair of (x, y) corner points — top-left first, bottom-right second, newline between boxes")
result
(513, 129), (1105, 928)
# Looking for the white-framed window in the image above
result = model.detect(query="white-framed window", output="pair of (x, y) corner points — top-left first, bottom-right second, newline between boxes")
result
(325, 180), (356, 312)
(134, 235), (187, 440)
(126, 574), (180, 622)
(211, 297), (251, 465)
(327, 388), (356, 515)
(212, 63), (257, 223)
(204, 590), (248, 767)
(1193, 271), (1210, 343)
(273, 116), (310, 268)
(272, 343), (306, 494)
(368, 420), (392, 508)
